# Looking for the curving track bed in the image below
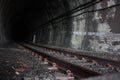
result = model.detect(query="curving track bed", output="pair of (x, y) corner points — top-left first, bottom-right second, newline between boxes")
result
(19, 43), (120, 79)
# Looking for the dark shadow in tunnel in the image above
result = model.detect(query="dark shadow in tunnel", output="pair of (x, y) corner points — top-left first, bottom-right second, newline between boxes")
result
(7, 0), (48, 43)
(1, 0), (69, 44)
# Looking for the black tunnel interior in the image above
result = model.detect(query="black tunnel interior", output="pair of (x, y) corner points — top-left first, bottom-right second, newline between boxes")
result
(0, 0), (68, 42)
(8, 0), (64, 42)
(0, 0), (120, 49)
(1, 0), (120, 79)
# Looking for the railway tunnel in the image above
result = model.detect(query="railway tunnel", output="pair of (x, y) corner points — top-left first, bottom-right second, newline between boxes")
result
(0, 0), (120, 80)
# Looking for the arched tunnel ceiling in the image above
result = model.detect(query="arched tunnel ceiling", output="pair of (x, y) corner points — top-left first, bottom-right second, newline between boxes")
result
(0, 0), (120, 45)
(0, 0), (71, 42)
(1, 0), (92, 42)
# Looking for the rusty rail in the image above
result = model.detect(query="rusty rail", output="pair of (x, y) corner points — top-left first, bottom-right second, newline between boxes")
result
(19, 43), (102, 78)
(31, 43), (120, 68)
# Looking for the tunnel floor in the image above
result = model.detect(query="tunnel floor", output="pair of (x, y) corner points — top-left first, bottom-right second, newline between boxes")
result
(0, 44), (69, 80)
(0, 43), (120, 80)
(0, 45), (25, 80)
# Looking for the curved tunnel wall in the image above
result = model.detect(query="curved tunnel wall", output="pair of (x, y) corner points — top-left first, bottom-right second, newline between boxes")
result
(33, 0), (120, 52)
(0, 0), (9, 45)
(0, 0), (120, 52)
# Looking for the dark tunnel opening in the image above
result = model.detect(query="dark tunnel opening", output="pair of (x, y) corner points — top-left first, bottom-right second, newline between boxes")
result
(8, 0), (43, 42)
(1, 0), (120, 80)
(6, 0), (68, 43)
(10, 23), (31, 42)
(4, 0), (70, 43)
(0, 0), (120, 50)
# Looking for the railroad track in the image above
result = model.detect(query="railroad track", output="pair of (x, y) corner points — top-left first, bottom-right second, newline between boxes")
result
(19, 43), (120, 79)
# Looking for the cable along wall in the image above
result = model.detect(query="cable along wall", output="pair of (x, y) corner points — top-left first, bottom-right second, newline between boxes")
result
(34, 0), (120, 53)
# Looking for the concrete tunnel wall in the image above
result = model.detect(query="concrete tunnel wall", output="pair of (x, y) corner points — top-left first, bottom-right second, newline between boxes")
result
(0, 0), (13, 45)
(0, 0), (120, 52)
(33, 0), (120, 52)
(0, 1), (7, 44)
